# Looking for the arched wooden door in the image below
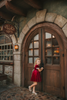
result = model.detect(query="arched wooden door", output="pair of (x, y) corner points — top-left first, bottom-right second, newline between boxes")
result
(24, 26), (65, 98)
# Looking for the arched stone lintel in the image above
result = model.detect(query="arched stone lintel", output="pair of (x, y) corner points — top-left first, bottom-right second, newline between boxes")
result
(10, 34), (17, 44)
(18, 9), (67, 45)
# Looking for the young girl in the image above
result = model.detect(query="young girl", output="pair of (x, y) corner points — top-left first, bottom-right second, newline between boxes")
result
(28, 58), (44, 95)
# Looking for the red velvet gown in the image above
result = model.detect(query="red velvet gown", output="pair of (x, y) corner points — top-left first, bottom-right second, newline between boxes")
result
(30, 64), (41, 82)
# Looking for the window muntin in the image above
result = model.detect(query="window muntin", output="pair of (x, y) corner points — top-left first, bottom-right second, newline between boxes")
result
(28, 34), (39, 64)
(28, 32), (60, 65)
(0, 35), (13, 62)
(45, 32), (60, 65)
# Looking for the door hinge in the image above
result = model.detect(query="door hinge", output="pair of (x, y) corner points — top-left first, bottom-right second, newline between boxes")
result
(62, 54), (64, 57)
(63, 86), (65, 90)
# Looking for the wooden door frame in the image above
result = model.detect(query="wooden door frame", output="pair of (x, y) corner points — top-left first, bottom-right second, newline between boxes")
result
(21, 22), (67, 99)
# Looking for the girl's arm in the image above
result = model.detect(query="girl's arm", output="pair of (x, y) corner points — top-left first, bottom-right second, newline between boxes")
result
(37, 67), (44, 72)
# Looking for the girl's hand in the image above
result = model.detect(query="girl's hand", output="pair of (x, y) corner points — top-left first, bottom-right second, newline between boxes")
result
(41, 67), (44, 70)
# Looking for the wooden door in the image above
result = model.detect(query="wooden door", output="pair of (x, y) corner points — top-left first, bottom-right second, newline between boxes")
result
(42, 28), (64, 97)
(24, 27), (64, 97)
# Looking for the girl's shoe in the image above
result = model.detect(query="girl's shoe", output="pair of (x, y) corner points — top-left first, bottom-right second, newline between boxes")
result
(32, 91), (37, 95)
(28, 86), (32, 92)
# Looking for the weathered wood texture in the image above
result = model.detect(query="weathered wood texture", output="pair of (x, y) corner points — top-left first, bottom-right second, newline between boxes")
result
(0, 0), (11, 8)
(5, 1), (26, 16)
(24, 0), (42, 9)
(0, 11), (12, 20)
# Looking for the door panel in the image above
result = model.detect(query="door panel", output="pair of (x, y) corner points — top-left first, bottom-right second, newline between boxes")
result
(43, 69), (61, 87)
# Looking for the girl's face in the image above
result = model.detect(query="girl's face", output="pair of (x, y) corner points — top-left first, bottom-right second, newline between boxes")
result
(37, 60), (41, 65)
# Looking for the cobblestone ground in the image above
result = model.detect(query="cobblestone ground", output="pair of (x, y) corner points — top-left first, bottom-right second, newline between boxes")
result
(0, 86), (62, 100)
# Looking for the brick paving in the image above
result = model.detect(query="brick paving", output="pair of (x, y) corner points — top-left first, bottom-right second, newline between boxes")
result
(0, 85), (62, 100)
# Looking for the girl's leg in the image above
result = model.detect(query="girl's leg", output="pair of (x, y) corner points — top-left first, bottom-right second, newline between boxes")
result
(32, 82), (37, 95)
(33, 86), (35, 92)
(30, 82), (37, 88)
(29, 82), (37, 92)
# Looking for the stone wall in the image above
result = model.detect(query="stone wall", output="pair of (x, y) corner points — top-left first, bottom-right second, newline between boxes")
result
(15, 0), (67, 37)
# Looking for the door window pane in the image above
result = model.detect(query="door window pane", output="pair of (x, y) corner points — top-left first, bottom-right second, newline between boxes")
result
(29, 58), (33, 63)
(46, 57), (52, 64)
(29, 50), (33, 56)
(53, 57), (60, 64)
(29, 43), (33, 48)
(46, 40), (52, 47)
(52, 38), (58, 46)
(46, 49), (52, 56)
(53, 48), (59, 56)
(34, 34), (39, 40)
(45, 32), (51, 39)
(34, 49), (39, 56)
(34, 57), (38, 63)
(34, 42), (39, 48)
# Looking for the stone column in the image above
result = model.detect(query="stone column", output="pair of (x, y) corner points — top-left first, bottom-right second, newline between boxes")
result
(13, 43), (22, 86)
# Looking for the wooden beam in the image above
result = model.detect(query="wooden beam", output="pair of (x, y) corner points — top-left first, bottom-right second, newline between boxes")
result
(0, 0), (11, 8)
(0, 11), (12, 20)
(5, 1), (26, 16)
(24, 0), (42, 9)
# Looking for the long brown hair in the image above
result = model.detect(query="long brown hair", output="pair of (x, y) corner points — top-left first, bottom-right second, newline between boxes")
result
(34, 58), (41, 67)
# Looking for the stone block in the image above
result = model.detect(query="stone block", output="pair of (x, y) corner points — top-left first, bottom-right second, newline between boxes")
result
(14, 54), (21, 61)
(13, 52), (21, 55)
(45, 13), (57, 22)
(18, 32), (25, 44)
(27, 17), (36, 29)
(62, 23), (67, 37)
(14, 73), (21, 86)
(36, 9), (47, 23)
(14, 60), (21, 74)
(10, 34), (16, 44)
(22, 24), (29, 35)
(54, 15), (67, 28)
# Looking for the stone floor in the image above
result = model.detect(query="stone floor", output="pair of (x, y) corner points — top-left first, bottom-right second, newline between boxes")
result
(0, 83), (17, 93)
(0, 84), (62, 100)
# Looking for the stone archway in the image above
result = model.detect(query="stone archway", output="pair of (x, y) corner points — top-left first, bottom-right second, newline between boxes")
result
(18, 9), (67, 44)
(18, 9), (67, 99)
